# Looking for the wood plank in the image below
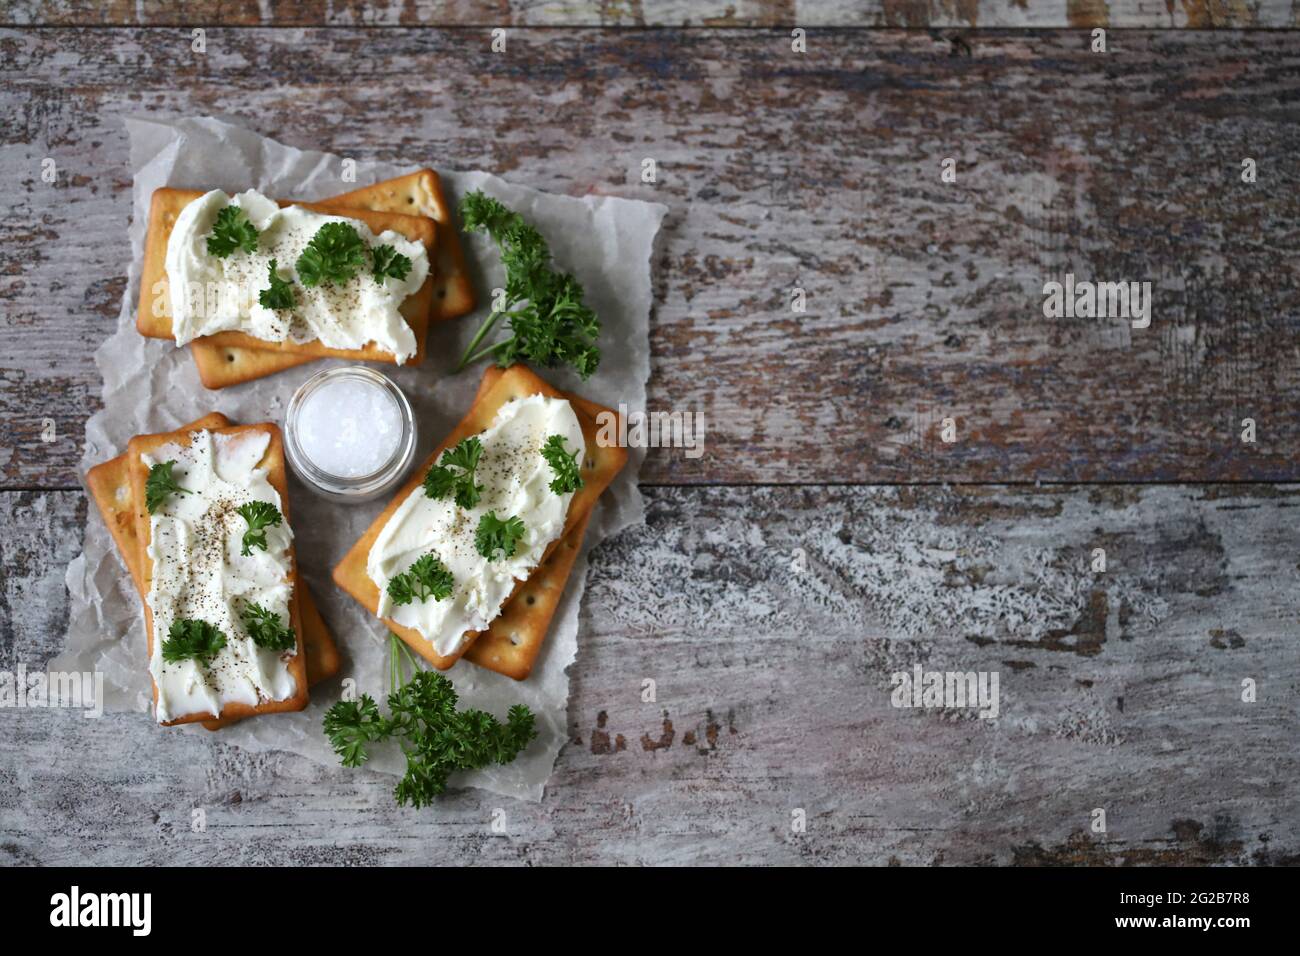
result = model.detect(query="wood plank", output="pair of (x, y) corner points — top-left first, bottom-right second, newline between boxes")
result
(3, 484), (1297, 864)
(2, 28), (1299, 488)
(4, 1), (1295, 29)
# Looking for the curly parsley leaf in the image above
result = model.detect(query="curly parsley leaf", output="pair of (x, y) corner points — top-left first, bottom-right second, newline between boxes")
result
(239, 602), (296, 652)
(455, 191), (601, 379)
(145, 460), (190, 514)
(236, 500), (282, 557)
(323, 634), (537, 805)
(540, 434), (584, 495)
(422, 436), (484, 510)
(386, 553), (455, 607)
(206, 205), (260, 258)
(161, 618), (227, 665)
(322, 694), (385, 768)
(257, 258), (297, 311)
(295, 221), (368, 288)
(371, 244), (413, 283)
(421, 465), (456, 501)
(475, 511), (526, 561)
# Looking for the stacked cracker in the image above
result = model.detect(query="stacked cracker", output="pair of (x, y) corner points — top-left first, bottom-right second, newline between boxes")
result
(335, 364), (627, 680)
(87, 414), (339, 728)
(134, 170), (476, 388)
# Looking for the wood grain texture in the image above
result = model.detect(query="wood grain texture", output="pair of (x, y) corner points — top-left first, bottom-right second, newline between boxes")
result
(4, 1), (1297, 28)
(2, 485), (1297, 864)
(2, 28), (1299, 488)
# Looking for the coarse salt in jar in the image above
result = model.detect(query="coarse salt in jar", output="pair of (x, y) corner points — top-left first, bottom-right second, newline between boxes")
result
(284, 366), (416, 501)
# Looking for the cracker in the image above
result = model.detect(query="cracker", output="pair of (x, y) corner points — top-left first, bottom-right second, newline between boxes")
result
(462, 509), (592, 680)
(190, 343), (318, 391)
(317, 169), (476, 323)
(87, 413), (230, 598)
(87, 413), (339, 694)
(136, 188), (436, 365)
(84, 415), (341, 731)
(332, 364), (627, 671)
(188, 170), (476, 389)
(126, 421), (311, 725)
(201, 585), (339, 731)
(456, 368), (594, 680)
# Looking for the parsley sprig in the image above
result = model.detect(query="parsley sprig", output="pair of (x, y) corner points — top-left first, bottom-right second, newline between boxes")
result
(296, 221), (368, 287)
(240, 602), (296, 652)
(145, 460), (189, 514)
(323, 633), (537, 806)
(258, 259), (297, 311)
(386, 553), (455, 607)
(235, 500), (282, 557)
(206, 205), (260, 258)
(161, 618), (227, 665)
(540, 434), (584, 495)
(475, 511), (526, 561)
(455, 191), (600, 379)
(371, 244), (413, 282)
(422, 437), (484, 510)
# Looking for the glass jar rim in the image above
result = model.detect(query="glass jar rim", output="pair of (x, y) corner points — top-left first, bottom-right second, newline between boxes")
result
(284, 365), (417, 500)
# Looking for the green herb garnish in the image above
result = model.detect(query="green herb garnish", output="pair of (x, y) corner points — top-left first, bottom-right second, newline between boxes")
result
(161, 618), (227, 665)
(257, 258), (297, 311)
(295, 221), (368, 287)
(324, 694), (383, 769)
(206, 205), (260, 258)
(145, 460), (190, 514)
(240, 602), (296, 652)
(323, 633), (537, 806)
(236, 500), (282, 557)
(386, 553), (455, 607)
(540, 434), (583, 495)
(422, 437), (484, 510)
(475, 511), (526, 561)
(371, 244), (413, 282)
(455, 191), (600, 379)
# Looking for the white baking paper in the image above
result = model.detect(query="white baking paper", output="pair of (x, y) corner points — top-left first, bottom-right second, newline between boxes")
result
(55, 115), (666, 802)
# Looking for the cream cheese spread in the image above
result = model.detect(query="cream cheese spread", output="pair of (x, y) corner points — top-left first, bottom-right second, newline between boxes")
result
(143, 428), (298, 723)
(163, 189), (428, 362)
(366, 395), (585, 657)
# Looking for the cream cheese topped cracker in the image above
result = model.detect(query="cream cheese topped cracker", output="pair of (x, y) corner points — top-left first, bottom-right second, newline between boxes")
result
(164, 189), (428, 362)
(143, 428), (299, 723)
(366, 394), (585, 658)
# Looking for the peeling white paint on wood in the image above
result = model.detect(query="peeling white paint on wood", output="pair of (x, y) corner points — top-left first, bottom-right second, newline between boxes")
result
(2, 486), (1296, 864)
(3, 1), (1296, 28)
(2, 28), (1298, 486)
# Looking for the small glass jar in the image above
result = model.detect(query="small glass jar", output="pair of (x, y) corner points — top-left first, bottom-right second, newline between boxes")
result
(284, 365), (416, 502)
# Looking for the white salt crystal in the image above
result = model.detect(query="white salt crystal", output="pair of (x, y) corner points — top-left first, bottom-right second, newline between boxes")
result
(296, 377), (402, 478)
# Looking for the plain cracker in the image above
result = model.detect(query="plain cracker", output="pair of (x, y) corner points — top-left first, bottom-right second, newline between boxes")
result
(190, 343), (318, 390)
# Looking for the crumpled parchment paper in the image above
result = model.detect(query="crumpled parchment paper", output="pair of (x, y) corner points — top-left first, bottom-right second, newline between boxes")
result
(54, 116), (666, 801)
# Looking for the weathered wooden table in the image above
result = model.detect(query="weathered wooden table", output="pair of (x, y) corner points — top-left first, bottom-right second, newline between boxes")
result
(2, 4), (1297, 865)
